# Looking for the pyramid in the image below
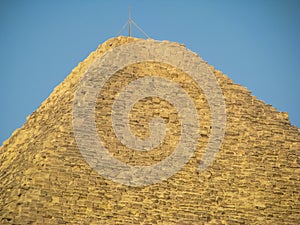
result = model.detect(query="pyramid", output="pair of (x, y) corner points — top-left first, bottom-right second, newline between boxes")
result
(0, 37), (299, 224)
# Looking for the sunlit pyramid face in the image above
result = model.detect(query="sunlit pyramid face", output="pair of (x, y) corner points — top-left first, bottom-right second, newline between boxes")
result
(1, 37), (299, 225)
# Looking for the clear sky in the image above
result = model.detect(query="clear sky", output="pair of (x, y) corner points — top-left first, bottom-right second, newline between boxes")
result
(0, 0), (299, 144)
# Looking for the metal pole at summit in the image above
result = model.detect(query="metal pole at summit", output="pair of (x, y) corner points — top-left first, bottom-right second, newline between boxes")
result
(117, 7), (150, 38)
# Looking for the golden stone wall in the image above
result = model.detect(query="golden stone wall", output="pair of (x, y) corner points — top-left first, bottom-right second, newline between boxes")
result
(0, 37), (299, 224)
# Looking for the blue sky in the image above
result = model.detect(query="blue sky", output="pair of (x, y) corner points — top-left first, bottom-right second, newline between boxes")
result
(0, 0), (299, 144)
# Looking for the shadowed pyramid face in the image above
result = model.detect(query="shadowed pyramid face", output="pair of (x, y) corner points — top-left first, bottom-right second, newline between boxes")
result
(0, 37), (299, 224)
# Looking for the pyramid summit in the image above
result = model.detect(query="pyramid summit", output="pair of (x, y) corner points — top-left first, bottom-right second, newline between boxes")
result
(1, 37), (299, 224)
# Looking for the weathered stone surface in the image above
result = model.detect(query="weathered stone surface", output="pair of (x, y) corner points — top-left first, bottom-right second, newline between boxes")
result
(0, 36), (299, 224)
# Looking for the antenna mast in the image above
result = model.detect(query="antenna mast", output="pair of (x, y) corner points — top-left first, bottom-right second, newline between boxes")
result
(128, 7), (132, 37)
(117, 7), (150, 38)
